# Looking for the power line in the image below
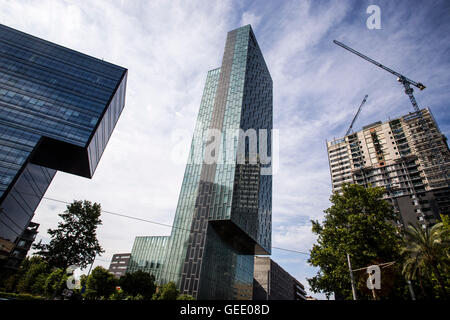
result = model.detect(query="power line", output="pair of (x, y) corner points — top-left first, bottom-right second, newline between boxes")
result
(352, 261), (396, 272)
(40, 195), (175, 229)
(271, 247), (310, 255)
(18, 191), (311, 257)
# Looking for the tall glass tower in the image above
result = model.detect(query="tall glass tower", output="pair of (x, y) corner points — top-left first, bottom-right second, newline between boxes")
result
(0, 24), (127, 268)
(128, 25), (272, 300)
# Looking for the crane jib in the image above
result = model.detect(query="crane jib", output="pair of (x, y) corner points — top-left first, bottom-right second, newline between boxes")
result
(333, 40), (425, 90)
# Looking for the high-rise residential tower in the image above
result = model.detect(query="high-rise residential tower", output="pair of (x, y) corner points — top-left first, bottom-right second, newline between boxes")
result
(128, 25), (272, 300)
(327, 108), (450, 227)
(0, 24), (127, 268)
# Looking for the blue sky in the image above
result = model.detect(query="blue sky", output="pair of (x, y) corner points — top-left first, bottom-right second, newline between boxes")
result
(1, 0), (449, 299)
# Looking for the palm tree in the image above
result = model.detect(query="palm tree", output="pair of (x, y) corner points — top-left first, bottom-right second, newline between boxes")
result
(401, 222), (449, 299)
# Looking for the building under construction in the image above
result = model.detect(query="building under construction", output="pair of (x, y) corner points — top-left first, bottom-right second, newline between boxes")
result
(327, 108), (450, 227)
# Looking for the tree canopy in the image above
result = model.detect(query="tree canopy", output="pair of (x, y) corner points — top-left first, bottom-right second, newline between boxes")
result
(119, 270), (156, 299)
(153, 281), (180, 300)
(33, 200), (104, 270)
(85, 266), (117, 300)
(402, 222), (449, 299)
(308, 184), (407, 299)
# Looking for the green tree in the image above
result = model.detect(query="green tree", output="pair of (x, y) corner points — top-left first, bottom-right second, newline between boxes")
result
(441, 214), (450, 232)
(109, 287), (127, 300)
(153, 281), (179, 300)
(308, 184), (407, 300)
(0, 256), (43, 293)
(16, 257), (50, 295)
(402, 222), (450, 299)
(44, 268), (68, 298)
(84, 266), (117, 300)
(2, 272), (20, 293)
(119, 270), (156, 299)
(80, 274), (88, 289)
(31, 273), (50, 296)
(33, 200), (104, 271)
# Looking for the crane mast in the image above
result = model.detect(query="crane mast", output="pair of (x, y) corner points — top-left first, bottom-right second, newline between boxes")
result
(346, 95), (368, 136)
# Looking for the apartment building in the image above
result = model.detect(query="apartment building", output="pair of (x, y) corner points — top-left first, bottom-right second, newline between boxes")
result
(327, 108), (450, 227)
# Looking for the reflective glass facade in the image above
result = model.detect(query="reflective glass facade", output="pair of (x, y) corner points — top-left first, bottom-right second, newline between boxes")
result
(127, 237), (168, 280)
(0, 24), (127, 267)
(129, 25), (272, 300)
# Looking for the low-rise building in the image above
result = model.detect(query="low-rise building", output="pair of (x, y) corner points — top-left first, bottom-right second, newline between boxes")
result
(108, 253), (131, 278)
(253, 256), (307, 300)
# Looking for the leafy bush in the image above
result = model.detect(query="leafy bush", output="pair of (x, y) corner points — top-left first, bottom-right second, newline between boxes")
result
(0, 291), (44, 300)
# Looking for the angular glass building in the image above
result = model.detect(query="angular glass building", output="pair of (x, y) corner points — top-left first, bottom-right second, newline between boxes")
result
(128, 25), (272, 299)
(0, 24), (127, 268)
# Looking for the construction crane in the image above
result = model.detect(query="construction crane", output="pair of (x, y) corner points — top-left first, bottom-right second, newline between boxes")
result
(333, 40), (425, 115)
(346, 94), (368, 136)
(334, 40), (448, 190)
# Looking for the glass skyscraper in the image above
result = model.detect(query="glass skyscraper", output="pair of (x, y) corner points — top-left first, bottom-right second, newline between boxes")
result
(128, 25), (272, 300)
(0, 24), (127, 268)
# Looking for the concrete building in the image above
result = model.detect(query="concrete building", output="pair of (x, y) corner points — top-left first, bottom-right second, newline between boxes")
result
(127, 25), (273, 300)
(108, 253), (131, 279)
(327, 108), (450, 227)
(0, 24), (127, 268)
(253, 256), (307, 300)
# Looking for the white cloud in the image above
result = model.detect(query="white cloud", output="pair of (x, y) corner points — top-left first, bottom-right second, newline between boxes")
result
(240, 11), (261, 29)
(273, 224), (317, 252)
